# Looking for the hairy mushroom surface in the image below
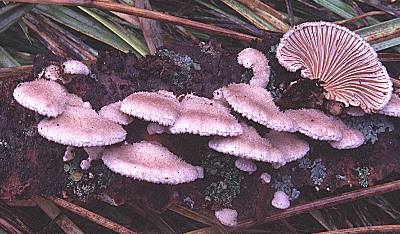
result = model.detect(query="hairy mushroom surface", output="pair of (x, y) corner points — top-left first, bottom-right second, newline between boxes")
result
(62, 60), (90, 75)
(378, 94), (400, 117)
(215, 209), (238, 227)
(102, 142), (200, 184)
(121, 90), (180, 126)
(99, 101), (133, 125)
(222, 83), (298, 132)
(235, 158), (257, 174)
(208, 123), (283, 163)
(276, 21), (392, 112)
(13, 79), (67, 117)
(285, 109), (343, 141)
(328, 118), (365, 150)
(169, 94), (242, 136)
(237, 48), (270, 88)
(38, 105), (126, 147)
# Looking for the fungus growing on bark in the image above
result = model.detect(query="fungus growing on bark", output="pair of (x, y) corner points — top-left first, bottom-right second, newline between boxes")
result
(102, 142), (201, 184)
(38, 105), (126, 147)
(235, 158), (257, 174)
(169, 94), (242, 136)
(147, 122), (168, 135)
(208, 123), (283, 163)
(62, 60), (90, 76)
(378, 94), (400, 117)
(13, 79), (67, 117)
(39, 60), (90, 83)
(121, 90), (180, 126)
(285, 109), (343, 141)
(276, 21), (392, 112)
(260, 172), (272, 184)
(80, 147), (105, 170)
(328, 119), (365, 149)
(265, 131), (310, 164)
(272, 191), (290, 209)
(215, 208), (238, 227)
(237, 48), (270, 88)
(99, 101), (133, 125)
(63, 146), (75, 162)
(222, 83), (298, 132)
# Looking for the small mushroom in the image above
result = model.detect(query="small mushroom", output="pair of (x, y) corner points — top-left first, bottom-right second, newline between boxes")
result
(102, 142), (201, 184)
(328, 118), (365, 150)
(271, 191), (290, 209)
(81, 146), (105, 170)
(378, 94), (400, 117)
(63, 146), (75, 162)
(146, 122), (168, 135)
(235, 158), (257, 174)
(99, 101), (133, 125)
(260, 172), (271, 184)
(215, 208), (238, 227)
(13, 79), (68, 117)
(62, 60), (90, 76)
(222, 83), (298, 132)
(237, 48), (270, 88)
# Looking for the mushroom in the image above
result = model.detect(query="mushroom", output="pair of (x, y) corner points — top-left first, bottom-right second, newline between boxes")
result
(222, 83), (298, 132)
(63, 146), (75, 162)
(276, 21), (392, 112)
(38, 105), (127, 147)
(215, 208), (238, 227)
(62, 60), (90, 76)
(237, 48), (270, 88)
(265, 130), (310, 165)
(208, 123), (283, 163)
(235, 158), (257, 174)
(271, 191), (290, 209)
(328, 118), (365, 150)
(377, 94), (400, 117)
(101, 142), (201, 184)
(169, 94), (243, 137)
(260, 172), (271, 184)
(146, 122), (168, 135)
(121, 90), (180, 126)
(285, 109), (343, 141)
(99, 101), (133, 125)
(13, 79), (68, 117)
(80, 146), (105, 170)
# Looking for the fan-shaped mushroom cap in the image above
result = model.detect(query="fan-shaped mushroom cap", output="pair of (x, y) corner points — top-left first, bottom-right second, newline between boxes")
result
(121, 90), (179, 126)
(215, 209), (238, 227)
(38, 105), (126, 147)
(62, 60), (90, 75)
(235, 158), (257, 174)
(378, 94), (400, 117)
(13, 79), (67, 117)
(276, 21), (392, 112)
(237, 48), (270, 88)
(272, 191), (290, 209)
(222, 83), (298, 132)
(146, 122), (168, 135)
(328, 119), (365, 149)
(285, 109), (343, 141)
(99, 101), (133, 125)
(66, 93), (85, 107)
(101, 142), (200, 184)
(208, 123), (283, 163)
(265, 131), (310, 164)
(169, 94), (242, 136)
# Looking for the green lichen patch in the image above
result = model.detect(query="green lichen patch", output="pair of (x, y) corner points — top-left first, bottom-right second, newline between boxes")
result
(354, 167), (370, 188)
(202, 149), (244, 207)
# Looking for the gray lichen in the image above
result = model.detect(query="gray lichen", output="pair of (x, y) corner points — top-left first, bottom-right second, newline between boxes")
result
(272, 175), (300, 201)
(354, 167), (370, 188)
(202, 150), (244, 207)
(342, 114), (394, 144)
(298, 157), (327, 187)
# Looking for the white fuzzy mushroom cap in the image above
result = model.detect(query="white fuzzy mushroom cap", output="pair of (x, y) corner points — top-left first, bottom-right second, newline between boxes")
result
(146, 122), (168, 135)
(99, 101), (133, 125)
(62, 60), (90, 75)
(285, 109), (343, 141)
(328, 118), (365, 150)
(13, 79), (67, 117)
(260, 172), (271, 184)
(169, 94), (242, 136)
(222, 83), (298, 132)
(215, 209), (238, 227)
(208, 123), (283, 163)
(101, 142), (200, 184)
(121, 90), (179, 126)
(378, 94), (400, 117)
(237, 48), (270, 88)
(265, 131), (310, 164)
(272, 191), (290, 209)
(235, 158), (257, 174)
(38, 105), (127, 147)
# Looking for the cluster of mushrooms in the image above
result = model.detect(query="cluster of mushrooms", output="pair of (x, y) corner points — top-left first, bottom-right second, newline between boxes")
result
(12, 21), (400, 227)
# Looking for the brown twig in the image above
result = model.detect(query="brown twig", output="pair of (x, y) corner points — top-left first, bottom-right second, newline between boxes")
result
(234, 180), (400, 230)
(335, 11), (386, 25)
(48, 196), (137, 234)
(316, 224), (400, 234)
(9, 0), (260, 43)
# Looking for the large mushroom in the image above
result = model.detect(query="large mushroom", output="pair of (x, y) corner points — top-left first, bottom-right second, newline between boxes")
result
(276, 21), (392, 112)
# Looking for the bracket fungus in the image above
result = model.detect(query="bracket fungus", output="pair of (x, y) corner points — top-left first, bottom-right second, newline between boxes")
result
(276, 21), (392, 112)
(39, 60), (90, 83)
(99, 101), (133, 125)
(13, 79), (68, 117)
(222, 83), (298, 132)
(101, 142), (201, 184)
(378, 94), (400, 117)
(38, 105), (127, 147)
(169, 94), (242, 136)
(215, 208), (238, 227)
(208, 123), (283, 163)
(235, 158), (257, 174)
(328, 118), (365, 150)
(237, 48), (270, 88)
(271, 191), (290, 209)
(121, 90), (180, 126)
